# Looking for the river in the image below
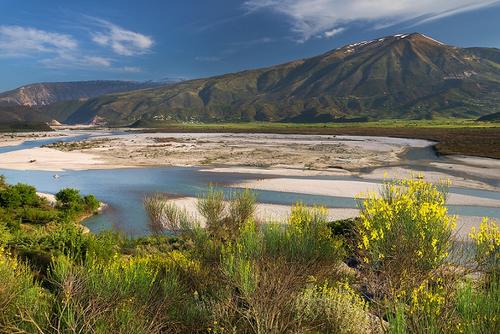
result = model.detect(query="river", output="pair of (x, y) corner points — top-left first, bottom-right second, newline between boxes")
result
(0, 132), (499, 236)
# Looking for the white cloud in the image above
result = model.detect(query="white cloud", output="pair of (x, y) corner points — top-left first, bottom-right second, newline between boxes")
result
(90, 18), (153, 56)
(244, 0), (500, 41)
(0, 20), (152, 72)
(323, 27), (345, 38)
(0, 25), (77, 57)
(40, 54), (113, 69)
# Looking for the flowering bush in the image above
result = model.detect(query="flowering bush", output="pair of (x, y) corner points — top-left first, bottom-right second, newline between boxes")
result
(469, 218), (500, 275)
(357, 178), (456, 274)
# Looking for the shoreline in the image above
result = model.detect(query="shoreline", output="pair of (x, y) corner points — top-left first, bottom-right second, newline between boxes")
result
(37, 191), (107, 233)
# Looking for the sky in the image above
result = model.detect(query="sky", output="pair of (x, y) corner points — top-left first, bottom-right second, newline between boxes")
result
(1, 0), (500, 91)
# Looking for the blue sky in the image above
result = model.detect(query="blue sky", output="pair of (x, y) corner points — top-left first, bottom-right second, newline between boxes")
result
(1, 0), (500, 91)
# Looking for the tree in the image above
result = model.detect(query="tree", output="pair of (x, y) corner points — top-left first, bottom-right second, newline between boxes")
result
(0, 183), (39, 208)
(55, 188), (83, 212)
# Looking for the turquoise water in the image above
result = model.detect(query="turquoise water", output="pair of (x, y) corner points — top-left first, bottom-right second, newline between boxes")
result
(1, 134), (499, 236)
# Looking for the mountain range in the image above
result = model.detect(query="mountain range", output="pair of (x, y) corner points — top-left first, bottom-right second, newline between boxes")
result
(1, 33), (500, 125)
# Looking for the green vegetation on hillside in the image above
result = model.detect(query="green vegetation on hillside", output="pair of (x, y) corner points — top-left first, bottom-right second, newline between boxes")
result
(0, 121), (53, 132)
(50, 33), (500, 125)
(0, 176), (498, 333)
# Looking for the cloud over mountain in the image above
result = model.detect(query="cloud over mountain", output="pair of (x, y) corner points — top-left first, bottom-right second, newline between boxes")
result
(244, 0), (500, 41)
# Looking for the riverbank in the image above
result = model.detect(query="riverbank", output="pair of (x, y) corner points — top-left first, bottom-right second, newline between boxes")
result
(36, 191), (107, 234)
(0, 132), (432, 171)
(0, 131), (68, 147)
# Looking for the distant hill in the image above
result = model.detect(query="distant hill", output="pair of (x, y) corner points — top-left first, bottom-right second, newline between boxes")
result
(3, 33), (500, 125)
(478, 112), (500, 122)
(0, 80), (164, 107)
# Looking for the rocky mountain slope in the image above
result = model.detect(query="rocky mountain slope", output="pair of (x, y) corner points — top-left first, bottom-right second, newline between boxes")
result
(0, 80), (163, 107)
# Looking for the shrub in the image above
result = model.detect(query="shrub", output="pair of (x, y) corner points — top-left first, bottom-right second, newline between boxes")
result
(83, 194), (100, 212)
(357, 178), (456, 296)
(49, 254), (209, 333)
(21, 207), (60, 224)
(454, 278), (500, 333)
(0, 248), (52, 332)
(469, 218), (499, 276)
(40, 223), (90, 261)
(144, 194), (196, 236)
(0, 183), (40, 208)
(197, 187), (226, 238)
(0, 222), (11, 247)
(296, 281), (376, 334)
(0, 175), (7, 190)
(197, 187), (257, 241)
(262, 204), (344, 263)
(228, 189), (257, 229)
(56, 188), (84, 212)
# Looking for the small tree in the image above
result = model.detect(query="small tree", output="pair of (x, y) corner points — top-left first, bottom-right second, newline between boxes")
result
(83, 195), (100, 212)
(55, 188), (83, 212)
(0, 183), (40, 208)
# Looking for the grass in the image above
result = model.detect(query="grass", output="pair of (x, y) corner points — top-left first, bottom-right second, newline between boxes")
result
(128, 119), (500, 158)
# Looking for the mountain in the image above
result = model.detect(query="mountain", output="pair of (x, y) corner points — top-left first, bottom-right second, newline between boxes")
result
(4, 33), (500, 125)
(0, 80), (164, 107)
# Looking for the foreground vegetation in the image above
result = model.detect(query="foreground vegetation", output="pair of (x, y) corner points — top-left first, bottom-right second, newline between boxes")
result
(0, 175), (498, 333)
(131, 120), (500, 158)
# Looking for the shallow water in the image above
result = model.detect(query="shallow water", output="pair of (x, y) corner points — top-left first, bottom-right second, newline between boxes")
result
(0, 133), (499, 236)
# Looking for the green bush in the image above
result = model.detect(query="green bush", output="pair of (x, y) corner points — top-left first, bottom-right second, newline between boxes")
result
(262, 204), (344, 263)
(21, 207), (60, 224)
(296, 281), (376, 334)
(56, 188), (84, 212)
(56, 188), (101, 214)
(454, 277), (500, 333)
(0, 183), (40, 208)
(0, 249), (53, 332)
(83, 194), (100, 212)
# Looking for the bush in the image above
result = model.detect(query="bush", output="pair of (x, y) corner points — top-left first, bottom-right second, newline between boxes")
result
(296, 281), (377, 334)
(469, 218), (499, 277)
(144, 194), (196, 236)
(56, 188), (83, 212)
(197, 187), (256, 241)
(21, 207), (60, 224)
(262, 204), (344, 263)
(0, 183), (40, 208)
(83, 194), (100, 212)
(357, 178), (456, 296)
(197, 187), (226, 238)
(0, 249), (53, 332)
(56, 188), (101, 214)
(454, 278), (500, 333)
(0, 175), (7, 190)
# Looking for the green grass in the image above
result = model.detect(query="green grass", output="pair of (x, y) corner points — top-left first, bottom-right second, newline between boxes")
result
(129, 118), (500, 130)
